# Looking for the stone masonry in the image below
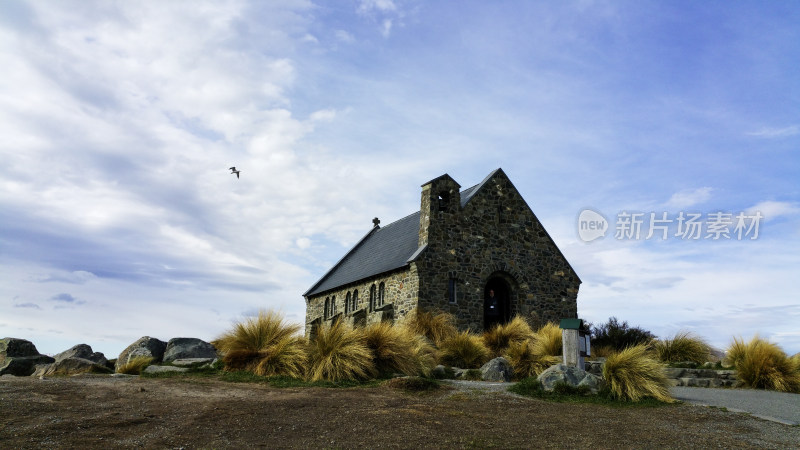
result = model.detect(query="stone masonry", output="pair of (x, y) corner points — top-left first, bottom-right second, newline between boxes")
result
(304, 169), (580, 336)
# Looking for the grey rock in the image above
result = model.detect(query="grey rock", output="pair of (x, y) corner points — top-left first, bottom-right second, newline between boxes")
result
(537, 363), (605, 394)
(143, 365), (188, 374)
(32, 357), (113, 377)
(116, 336), (167, 371)
(163, 338), (217, 362)
(0, 337), (41, 358)
(663, 367), (685, 378)
(54, 344), (108, 366)
(585, 359), (604, 376)
(480, 357), (513, 382)
(170, 358), (215, 367)
(0, 355), (55, 376)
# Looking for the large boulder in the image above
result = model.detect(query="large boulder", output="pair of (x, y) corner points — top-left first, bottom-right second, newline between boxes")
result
(163, 338), (217, 362)
(537, 364), (605, 394)
(1, 337), (40, 358)
(54, 344), (108, 366)
(116, 336), (167, 371)
(0, 338), (55, 376)
(32, 357), (113, 377)
(480, 357), (514, 382)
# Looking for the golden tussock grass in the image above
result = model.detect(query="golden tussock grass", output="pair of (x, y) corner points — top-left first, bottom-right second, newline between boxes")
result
(482, 316), (535, 357)
(117, 356), (153, 375)
(653, 331), (711, 364)
(504, 340), (560, 379)
(401, 309), (458, 347)
(363, 321), (436, 377)
(213, 309), (307, 378)
(438, 331), (489, 369)
(726, 336), (800, 393)
(307, 319), (374, 382)
(531, 322), (563, 357)
(602, 344), (673, 403)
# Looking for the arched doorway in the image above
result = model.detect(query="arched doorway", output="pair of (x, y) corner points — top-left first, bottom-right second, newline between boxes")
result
(484, 276), (512, 331)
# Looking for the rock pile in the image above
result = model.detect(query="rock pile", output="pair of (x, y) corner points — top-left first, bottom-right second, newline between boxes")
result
(0, 338), (55, 376)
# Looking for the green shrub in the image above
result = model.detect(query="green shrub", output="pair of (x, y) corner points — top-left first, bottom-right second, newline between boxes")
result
(482, 315), (535, 357)
(307, 319), (374, 382)
(507, 377), (543, 396)
(590, 317), (655, 352)
(654, 331), (711, 364)
(504, 340), (560, 379)
(213, 309), (307, 378)
(363, 321), (436, 377)
(117, 356), (153, 375)
(438, 331), (489, 369)
(401, 309), (458, 347)
(385, 376), (441, 392)
(602, 344), (673, 403)
(726, 336), (800, 393)
(463, 369), (483, 381)
(552, 381), (591, 396)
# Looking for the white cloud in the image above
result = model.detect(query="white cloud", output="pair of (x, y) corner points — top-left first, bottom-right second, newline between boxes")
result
(665, 187), (713, 209)
(747, 125), (799, 138)
(335, 30), (355, 43)
(746, 201), (799, 221)
(358, 0), (397, 14)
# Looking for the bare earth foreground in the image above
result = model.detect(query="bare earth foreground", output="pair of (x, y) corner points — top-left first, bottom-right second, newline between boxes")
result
(2, 375), (798, 449)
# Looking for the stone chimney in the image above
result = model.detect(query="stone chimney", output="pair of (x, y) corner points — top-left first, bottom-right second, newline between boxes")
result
(418, 174), (461, 248)
(372, 217), (380, 228)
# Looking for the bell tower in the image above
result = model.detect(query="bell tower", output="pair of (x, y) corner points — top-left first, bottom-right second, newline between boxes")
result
(418, 174), (461, 248)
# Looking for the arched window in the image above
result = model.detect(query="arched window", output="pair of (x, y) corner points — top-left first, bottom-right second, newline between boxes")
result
(324, 297), (330, 319)
(331, 295), (336, 316)
(369, 284), (376, 311)
(345, 292), (351, 314)
(378, 282), (385, 307)
(352, 289), (359, 311)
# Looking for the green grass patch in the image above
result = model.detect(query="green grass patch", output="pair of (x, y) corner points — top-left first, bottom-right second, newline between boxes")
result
(508, 377), (671, 407)
(384, 376), (441, 392)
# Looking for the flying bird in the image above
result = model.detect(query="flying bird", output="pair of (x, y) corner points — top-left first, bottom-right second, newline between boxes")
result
(229, 166), (240, 179)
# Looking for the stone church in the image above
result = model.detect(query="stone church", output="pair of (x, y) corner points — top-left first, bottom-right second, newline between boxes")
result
(303, 168), (580, 337)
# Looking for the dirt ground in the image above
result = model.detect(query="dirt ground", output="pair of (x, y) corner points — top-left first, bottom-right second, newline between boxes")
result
(1, 374), (798, 449)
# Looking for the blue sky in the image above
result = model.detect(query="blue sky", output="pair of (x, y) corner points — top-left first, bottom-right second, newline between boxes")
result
(1, 0), (798, 357)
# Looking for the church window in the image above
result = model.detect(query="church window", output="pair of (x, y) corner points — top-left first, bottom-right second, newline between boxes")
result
(331, 295), (337, 316)
(448, 278), (457, 304)
(345, 292), (351, 314)
(324, 297), (330, 319)
(369, 284), (376, 311)
(378, 282), (385, 307)
(352, 289), (359, 311)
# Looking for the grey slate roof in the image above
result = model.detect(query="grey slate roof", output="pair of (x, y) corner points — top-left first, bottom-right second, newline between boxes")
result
(303, 170), (499, 297)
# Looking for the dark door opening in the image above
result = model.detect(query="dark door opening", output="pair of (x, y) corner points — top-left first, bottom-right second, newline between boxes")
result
(484, 277), (511, 331)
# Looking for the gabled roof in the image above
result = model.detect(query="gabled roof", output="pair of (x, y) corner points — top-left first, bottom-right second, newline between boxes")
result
(303, 171), (498, 298)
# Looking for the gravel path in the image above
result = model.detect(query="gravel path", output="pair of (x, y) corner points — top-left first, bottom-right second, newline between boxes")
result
(672, 386), (800, 425)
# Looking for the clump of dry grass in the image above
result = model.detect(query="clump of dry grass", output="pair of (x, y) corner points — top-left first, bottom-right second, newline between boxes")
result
(213, 309), (307, 378)
(482, 316), (535, 357)
(307, 319), (374, 382)
(725, 336), (800, 393)
(602, 345), (673, 403)
(363, 321), (436, 377)
(653, 331), (711, 364)
(401, 309), (458, 347)
(438, 331), (489, 369)
(531, 322), (563, 357)
(504, 340), (560, 379)
(117, 356), (153, 375)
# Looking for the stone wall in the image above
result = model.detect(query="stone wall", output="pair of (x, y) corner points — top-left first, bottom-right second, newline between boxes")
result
(414, 170), (579, 331)
(304, 266), (419, 337)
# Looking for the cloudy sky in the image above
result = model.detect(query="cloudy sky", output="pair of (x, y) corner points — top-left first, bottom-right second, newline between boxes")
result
(2, 0), (798, 358)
